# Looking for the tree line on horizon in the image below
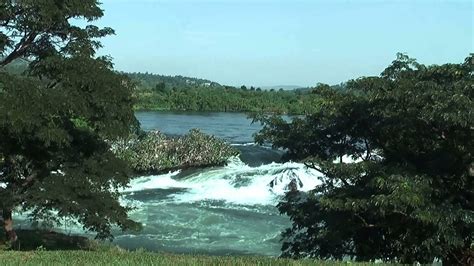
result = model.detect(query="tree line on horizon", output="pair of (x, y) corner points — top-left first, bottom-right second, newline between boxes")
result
(127, 72), (347, 114)
(4, 59), (343, 115)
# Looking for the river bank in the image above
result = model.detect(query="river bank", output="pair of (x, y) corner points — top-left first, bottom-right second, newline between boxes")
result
(0, 251), (381, 266)
(0, 230), (377, 266)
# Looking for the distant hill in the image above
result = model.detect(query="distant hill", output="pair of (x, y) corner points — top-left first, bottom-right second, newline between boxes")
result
(125, 72), (222, 90)
(125, 73), (315, 92)
(295, 83), (347, 94)
(1, 61), (344, 93)
(261, 85), (304, 91)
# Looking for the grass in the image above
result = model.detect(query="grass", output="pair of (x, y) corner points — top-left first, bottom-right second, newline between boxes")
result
(0, 230), (390, 265)
(0, 250), (385, 266)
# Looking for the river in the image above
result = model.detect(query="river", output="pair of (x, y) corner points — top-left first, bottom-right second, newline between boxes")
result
(33, 111), (321, 256)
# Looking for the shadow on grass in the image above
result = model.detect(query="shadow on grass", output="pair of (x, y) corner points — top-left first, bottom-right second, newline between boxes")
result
(1, 229), (95, 251)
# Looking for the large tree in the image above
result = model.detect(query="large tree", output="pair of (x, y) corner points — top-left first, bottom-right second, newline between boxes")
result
(255, 54), (473, 264)
(0, 0), (140, 242)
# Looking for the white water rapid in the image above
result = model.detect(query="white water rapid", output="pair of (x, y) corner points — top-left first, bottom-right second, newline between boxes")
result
(123, 157), (323, 206)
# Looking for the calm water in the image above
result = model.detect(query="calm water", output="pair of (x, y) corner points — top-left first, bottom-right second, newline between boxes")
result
(136, 111), (261, 144)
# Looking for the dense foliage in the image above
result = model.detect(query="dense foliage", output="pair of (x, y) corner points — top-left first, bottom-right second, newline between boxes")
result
(255, 54), (473, 264)
(0, 0), (139, 240)
(129, 72), (322, 114)
(6, 65), (334, 114)
(112, 129), (239, 174)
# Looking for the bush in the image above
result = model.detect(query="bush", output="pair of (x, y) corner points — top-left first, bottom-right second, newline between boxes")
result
(112, 129), (239, 174)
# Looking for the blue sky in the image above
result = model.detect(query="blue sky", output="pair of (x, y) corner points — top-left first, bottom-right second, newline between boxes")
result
(96, 0), (473, 87)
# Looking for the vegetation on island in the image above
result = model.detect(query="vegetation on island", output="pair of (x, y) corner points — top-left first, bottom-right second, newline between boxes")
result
(255, 54), (473, 264)
(111, 129), (239, 175)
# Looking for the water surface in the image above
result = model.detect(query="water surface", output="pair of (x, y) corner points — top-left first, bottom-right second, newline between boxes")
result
(18, 112), (320, 256)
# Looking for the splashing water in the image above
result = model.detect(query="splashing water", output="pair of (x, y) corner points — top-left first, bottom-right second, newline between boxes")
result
(114, 156), (323, 256)
(124, 157), (322, 206)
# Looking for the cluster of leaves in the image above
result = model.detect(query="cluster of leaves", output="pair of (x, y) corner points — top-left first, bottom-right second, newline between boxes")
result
(112, 129), (239, 175)
(0, 0), (140, 240)
(255, 54), (473, 264)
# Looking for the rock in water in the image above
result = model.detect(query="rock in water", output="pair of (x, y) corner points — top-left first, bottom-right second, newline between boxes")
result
(268, 169), (304, 192)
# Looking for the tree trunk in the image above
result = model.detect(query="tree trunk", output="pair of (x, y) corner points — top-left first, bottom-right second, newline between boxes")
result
(2, 209), (17, 242)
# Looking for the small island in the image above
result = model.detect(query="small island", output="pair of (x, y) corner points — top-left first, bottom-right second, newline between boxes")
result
(111, 129), (239, 175)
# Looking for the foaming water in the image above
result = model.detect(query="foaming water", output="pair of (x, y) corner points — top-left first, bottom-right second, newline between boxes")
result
(15, 112), (324, 256)
(14, 156), (324, 256)
(114, 156), (323, 256)
(124, 170), (183, 192)
(230, 142), (256, 147)
(124, 157), (322, 206)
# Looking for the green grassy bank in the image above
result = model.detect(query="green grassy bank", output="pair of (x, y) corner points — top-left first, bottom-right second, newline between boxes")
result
(0, 250), (386, 266)
(0, 230), (389, 266)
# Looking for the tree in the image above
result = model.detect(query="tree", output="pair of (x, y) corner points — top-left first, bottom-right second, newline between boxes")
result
(255, 54), (473, 264)
(153, 82), (167, 94)
(0, 0), (140, 242)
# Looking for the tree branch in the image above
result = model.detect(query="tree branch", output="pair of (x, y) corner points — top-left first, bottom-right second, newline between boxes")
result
(364, 139), (371, 160)
(355, 213), (375, 228)
(0, 31), (37, 67)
